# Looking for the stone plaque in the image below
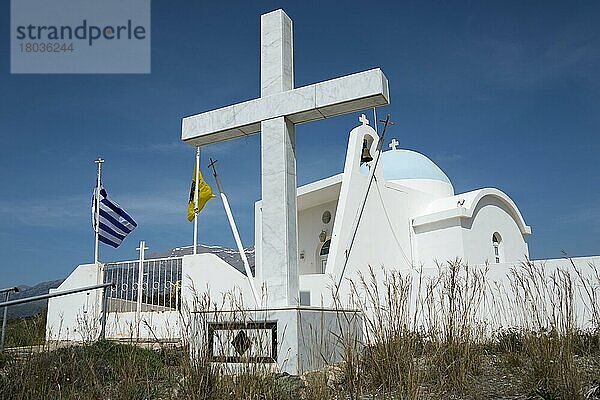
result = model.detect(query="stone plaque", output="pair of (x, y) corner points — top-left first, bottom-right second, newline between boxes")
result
(208, 321), (277, 363)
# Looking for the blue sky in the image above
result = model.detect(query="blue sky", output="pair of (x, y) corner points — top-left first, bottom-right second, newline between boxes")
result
(0, 1), (598, 286)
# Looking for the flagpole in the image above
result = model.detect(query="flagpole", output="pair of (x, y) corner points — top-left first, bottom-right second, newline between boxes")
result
(94, 158), (104, 265)
(208, 158), (261, 307)
(193, 147), (200, 255)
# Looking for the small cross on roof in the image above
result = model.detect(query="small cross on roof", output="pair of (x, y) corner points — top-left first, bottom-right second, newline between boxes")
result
(389, 138), (399, 150)
(359, 114), (369, 126)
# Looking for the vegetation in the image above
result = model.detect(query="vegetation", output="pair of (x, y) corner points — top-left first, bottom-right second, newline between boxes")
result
(0, 259), (599, 399)
(1, 307), (46, 348)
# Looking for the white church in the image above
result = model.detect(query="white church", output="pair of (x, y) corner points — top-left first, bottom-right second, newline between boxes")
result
(295, 121), (530, 275)
(46, 9), (596, 374)
(252, 113), (532, 306)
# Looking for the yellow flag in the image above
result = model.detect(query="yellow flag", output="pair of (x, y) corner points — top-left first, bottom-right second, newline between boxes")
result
(187, 160), (215, 222)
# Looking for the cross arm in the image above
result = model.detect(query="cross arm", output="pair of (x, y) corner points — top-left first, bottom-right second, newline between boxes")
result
(181, 68), (390, 146)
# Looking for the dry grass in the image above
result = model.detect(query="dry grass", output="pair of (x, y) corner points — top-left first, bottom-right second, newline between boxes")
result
(1, 258), (599, 399)
(1, 308), (46, 348)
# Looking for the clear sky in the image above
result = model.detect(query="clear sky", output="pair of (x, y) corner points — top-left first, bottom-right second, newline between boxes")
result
(0, 1), (598, 287)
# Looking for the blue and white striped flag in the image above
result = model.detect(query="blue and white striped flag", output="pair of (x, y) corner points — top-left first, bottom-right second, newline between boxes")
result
(92, 185), (137, 248)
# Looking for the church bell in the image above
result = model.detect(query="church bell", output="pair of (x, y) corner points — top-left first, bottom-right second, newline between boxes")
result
(361, 139), (373, 163)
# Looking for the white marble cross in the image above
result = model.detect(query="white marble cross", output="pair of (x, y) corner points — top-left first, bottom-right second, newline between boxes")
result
(181, 9), (390, 307)
(389, 138), (399, 150)
(359, 114), (369, 126)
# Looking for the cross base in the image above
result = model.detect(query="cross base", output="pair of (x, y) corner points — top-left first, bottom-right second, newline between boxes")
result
(190, 307), (363, 375)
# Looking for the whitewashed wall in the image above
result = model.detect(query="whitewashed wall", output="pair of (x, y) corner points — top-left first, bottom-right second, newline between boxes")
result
(297, 200), (338, 275)
(462, 196), (529, 265)
(302, 256), (600, 333)
(413, 219), (466, 267)
(46, 262), (182, 342)
(47, 254), (600, 344)
(46, 263), (102, 341)
(104, 311), (180, 340)
(181, 253), (256, 310)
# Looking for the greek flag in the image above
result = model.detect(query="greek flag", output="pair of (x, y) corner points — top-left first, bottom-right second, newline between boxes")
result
(92, 185), (137, 248)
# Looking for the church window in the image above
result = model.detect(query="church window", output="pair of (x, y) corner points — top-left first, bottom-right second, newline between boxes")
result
(319, 239), (331, 273)
(492, 233), (502, 263)
(320, 239), (330, 256)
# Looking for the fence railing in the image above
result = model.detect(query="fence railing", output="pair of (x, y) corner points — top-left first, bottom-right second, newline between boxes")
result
(0, 282), (114, 348)
(103, 257), (182, 313)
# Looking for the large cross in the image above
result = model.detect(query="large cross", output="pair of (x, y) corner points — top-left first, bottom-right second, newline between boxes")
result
(181, 9), (390, 307)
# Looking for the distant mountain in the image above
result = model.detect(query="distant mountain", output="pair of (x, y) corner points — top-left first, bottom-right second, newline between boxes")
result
(2, 279), (64, 320)
(2, 245), (254, 321)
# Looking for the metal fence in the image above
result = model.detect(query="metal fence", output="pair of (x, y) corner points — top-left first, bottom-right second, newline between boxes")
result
(103, 257), (182, 313)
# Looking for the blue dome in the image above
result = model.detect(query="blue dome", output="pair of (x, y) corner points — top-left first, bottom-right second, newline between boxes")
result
(365, 149), (451, 184)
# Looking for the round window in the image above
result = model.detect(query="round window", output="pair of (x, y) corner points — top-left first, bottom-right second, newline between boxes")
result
(322, 210), (331, 224)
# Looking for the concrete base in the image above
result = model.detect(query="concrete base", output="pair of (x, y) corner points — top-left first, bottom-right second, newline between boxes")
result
(190, 307), (362, 375)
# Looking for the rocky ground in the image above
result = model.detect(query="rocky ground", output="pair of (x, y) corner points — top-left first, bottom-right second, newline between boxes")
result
(289, 354), (600, 400)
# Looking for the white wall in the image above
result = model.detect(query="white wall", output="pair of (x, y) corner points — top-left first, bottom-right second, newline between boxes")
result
(46, 263), (181, 342)
(46, 263), (102, 341)
(297, 200), (338, 275)
(104, 311), (180, 340)
(299, 273), (336, 307)
(46, 254), (260, 343)
(181, 253), (257, 311)
(303, 256), (600, 332)
(47, 254), (600, 344)
(486, 256), (600, 329)
(413, 193), (530, 268)
(414, 218), (466, 268)
(461, 196), (529, 265)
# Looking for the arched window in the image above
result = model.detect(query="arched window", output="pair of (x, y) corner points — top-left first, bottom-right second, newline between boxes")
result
(492, 233), (502, 263)
(318, 239), (331, 273)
